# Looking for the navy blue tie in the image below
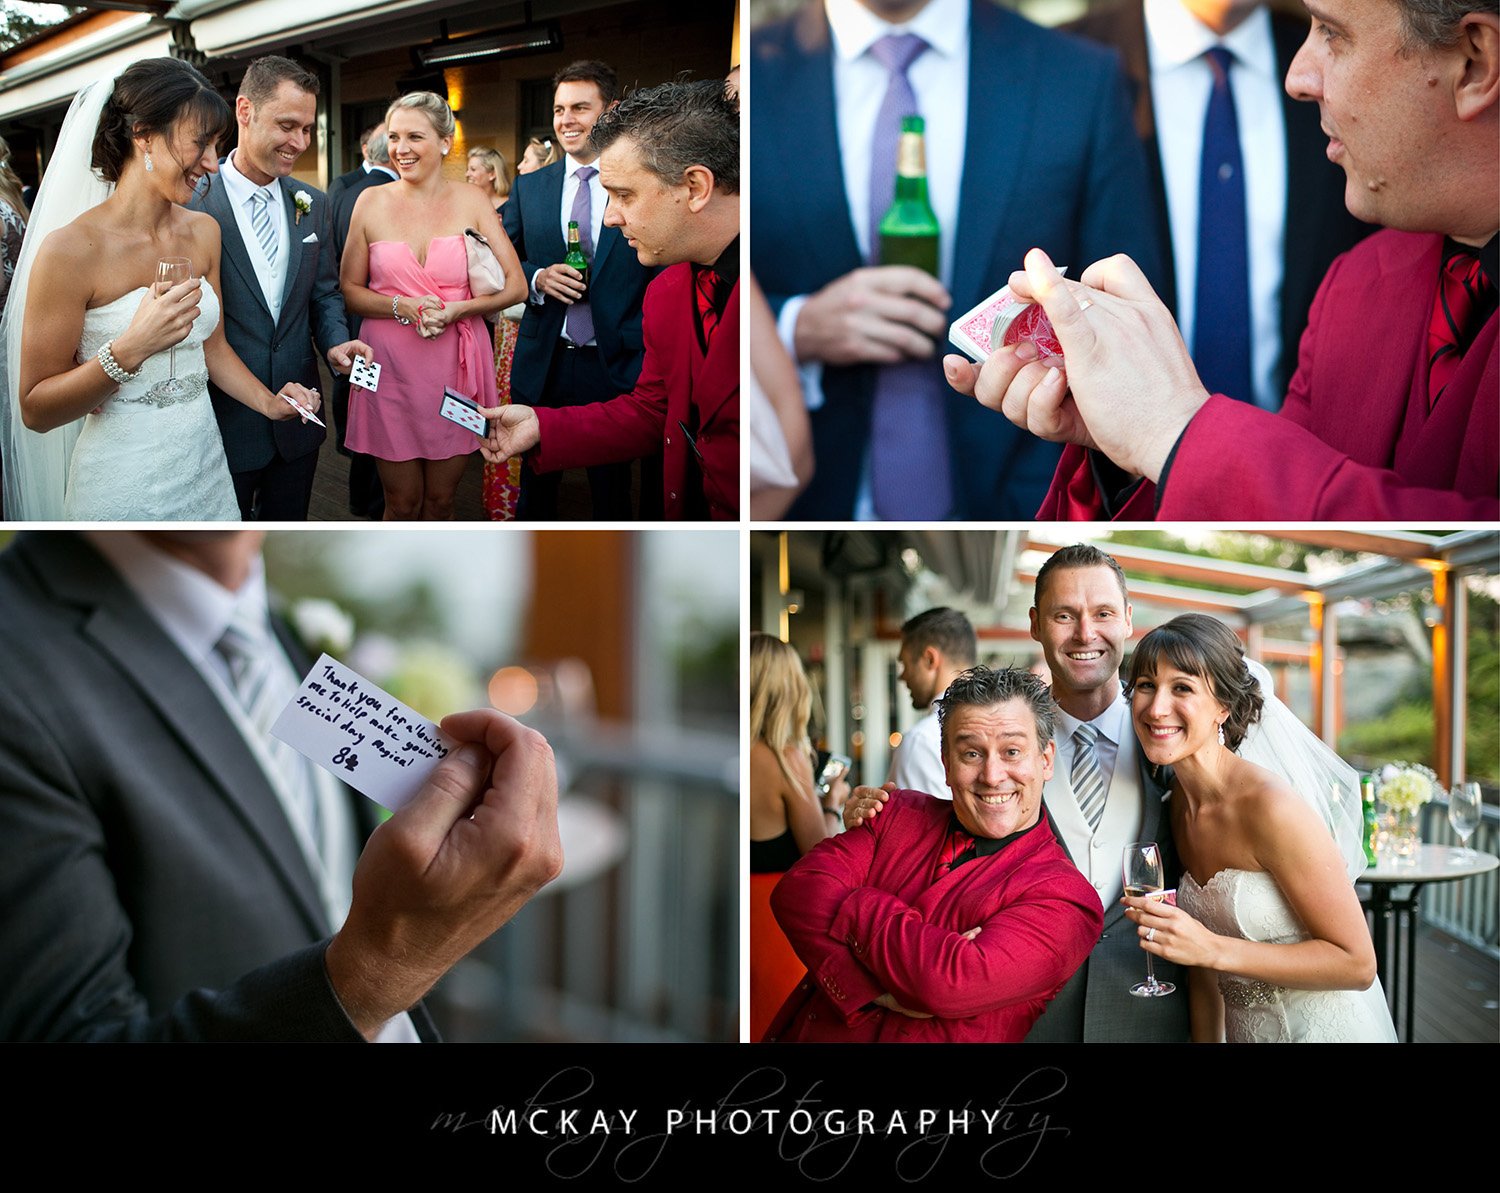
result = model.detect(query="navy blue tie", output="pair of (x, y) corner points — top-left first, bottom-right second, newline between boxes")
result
(1192, 47), (1253, 406)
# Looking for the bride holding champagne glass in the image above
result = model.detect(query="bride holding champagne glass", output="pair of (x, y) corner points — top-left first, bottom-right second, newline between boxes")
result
(1, 56), (320, 521)
(1121, 614), (1396, 1043)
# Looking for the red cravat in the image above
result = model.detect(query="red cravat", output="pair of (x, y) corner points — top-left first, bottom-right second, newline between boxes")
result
(934, 827), (974, 881)
(694, 267), (721, 346)
(1427, 249), (1493, 409)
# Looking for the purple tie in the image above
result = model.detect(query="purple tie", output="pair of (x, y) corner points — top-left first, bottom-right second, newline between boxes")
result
(867, 33), (952, 520)
(566, 165), (596, 345)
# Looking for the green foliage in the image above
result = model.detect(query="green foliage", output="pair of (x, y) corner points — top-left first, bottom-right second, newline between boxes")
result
(0, 4), (82, 54)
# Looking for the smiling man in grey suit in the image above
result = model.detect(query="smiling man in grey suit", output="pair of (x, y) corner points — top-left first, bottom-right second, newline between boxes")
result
(193, 57), (369, 520)
(0, 531), (562, 1041)
(1020, 543), (1187, 1042)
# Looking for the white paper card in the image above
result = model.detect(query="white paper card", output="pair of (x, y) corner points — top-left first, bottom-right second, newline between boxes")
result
(439, 387), (487, 437)
(350, 355), (381, 393)
(270, 653), (455, 812)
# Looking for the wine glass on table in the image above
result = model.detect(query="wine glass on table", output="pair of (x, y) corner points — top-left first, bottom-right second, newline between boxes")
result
(1449, 782), (1482, 865)
(152, 257), (191, 399)
(1123, 841), (1176, 997)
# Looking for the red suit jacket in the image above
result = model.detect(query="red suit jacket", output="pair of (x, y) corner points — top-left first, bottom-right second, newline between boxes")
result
(532, 263), (739, 520)
(1039, 230), (1498, 519)
(763, 792), (1103, 1043)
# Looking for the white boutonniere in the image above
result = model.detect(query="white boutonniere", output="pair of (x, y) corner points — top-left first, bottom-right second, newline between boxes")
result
(294, 190), (312, 225)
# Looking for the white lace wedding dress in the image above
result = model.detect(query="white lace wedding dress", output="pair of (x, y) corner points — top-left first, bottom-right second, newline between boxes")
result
(1178, 868), (1397, 1043)
(65, 280), (237, 520)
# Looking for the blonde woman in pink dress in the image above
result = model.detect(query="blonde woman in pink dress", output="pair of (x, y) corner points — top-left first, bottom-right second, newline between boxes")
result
(341, 91), (525, 519)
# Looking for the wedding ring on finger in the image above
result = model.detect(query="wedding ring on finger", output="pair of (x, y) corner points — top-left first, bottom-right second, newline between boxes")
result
(1146, 927), (1156, 943)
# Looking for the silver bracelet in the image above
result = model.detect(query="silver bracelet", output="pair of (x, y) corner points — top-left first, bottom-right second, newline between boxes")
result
(97, 340), (141, 384)
(392, 295), (412, 325)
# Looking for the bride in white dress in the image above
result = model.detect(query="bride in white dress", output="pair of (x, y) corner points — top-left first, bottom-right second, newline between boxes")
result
(0, 57), (320, 521)
(1122, 614), (1396, 1043)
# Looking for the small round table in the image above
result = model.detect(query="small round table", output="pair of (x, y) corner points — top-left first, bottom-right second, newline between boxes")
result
(1361, 845), (1499, 1042)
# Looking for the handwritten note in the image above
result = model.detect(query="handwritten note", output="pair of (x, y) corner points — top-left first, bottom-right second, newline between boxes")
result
(271, 653), (455, 812)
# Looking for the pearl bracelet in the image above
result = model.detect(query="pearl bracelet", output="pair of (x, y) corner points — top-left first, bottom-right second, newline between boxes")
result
(97, 340), (141, 384)
(393, 295), (412, 325)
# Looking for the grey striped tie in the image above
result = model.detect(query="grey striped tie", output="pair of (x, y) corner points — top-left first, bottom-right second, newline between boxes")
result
(1072, 724), (1108, 830)
(250, 188), (278, 267)
(216, 606), (319, 851)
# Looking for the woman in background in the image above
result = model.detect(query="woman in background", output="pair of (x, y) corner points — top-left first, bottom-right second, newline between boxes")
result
(749, 632), (847, 1039)
(0, 133), (29, 321)
(465, 146), (511, 212)
(517, 136), (558, 175)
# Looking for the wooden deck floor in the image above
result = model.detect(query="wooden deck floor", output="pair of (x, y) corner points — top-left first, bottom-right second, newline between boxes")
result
(1411, 926), (1499, 1043)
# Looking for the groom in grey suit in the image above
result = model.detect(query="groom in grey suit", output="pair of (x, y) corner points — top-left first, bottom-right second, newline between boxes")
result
(1023, 544), (1189, 1042)
(192, 56), (368, 520)
(0, 532), (562, 1041)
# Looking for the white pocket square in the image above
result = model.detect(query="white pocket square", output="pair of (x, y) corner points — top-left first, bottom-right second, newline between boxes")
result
(302, 233), (318, 243)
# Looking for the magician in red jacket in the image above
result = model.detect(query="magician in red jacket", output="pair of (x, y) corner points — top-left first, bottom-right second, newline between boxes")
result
(481, 79), (739, 520)
(944, 2), (1498, 520)
(763, 667), (1103, 1044)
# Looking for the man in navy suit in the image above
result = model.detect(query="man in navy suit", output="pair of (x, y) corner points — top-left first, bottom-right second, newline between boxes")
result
(751, 0), (1163, 519)
(191, 56), (369, 520)
(1067, 0), (1369, 410)
(502, 59), (656, 520)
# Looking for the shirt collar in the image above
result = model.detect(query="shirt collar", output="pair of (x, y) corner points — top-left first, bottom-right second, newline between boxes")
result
(700, 234), (740, 289)
(1053, 683), (1127, 750)
(565, 153), (601, 181)
(221, 149), (278, 207)
(1144, 0), (1276, 79)
(947, 801), (1047, 865)
(826, 0), (969, 66)
(83, 532), (267, 668)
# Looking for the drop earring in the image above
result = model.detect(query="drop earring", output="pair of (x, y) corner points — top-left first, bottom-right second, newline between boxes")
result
(1217, 723), (1226, 747)
(144, 151), (154, 173)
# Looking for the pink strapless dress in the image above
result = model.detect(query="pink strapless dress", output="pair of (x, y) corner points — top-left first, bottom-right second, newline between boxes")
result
(346, 234), (498, 461)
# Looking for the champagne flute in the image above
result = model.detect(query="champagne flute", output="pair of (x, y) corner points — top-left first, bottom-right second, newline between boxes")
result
(1448, 781), (1482, 864)
(154, 257), (191, 398)
(1123, 841), (1176, 997)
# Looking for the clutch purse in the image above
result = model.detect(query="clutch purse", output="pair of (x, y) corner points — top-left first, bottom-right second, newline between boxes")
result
(464, 227), (507, 323)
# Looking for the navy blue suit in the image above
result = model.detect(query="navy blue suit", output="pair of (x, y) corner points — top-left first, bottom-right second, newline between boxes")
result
(502, 159), (657, 518)
(751, 0), (1164, 519)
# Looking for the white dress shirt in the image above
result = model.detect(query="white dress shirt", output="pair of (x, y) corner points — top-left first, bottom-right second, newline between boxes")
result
(84, 533), (419, 1043)
(1145, 0), (1287, 411)
(886, 688), (952, 801)
(777, 0), (971, 518)
(529, 153), (608, 347)
(219, 149), (290, 322)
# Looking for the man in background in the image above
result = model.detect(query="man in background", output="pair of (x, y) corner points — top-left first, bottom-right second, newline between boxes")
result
(887, 606), (975, 797)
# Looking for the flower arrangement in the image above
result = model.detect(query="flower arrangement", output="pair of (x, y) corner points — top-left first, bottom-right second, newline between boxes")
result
(1376, 762), (1441, 814)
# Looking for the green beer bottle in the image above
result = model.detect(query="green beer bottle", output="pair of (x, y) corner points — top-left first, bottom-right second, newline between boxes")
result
(1361, 776), (1379, 868)
(565, 220), (590, 290)
(878, 115), (940, 276)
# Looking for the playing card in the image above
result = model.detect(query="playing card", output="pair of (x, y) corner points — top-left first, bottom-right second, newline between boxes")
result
(279, 391), (325, 427)
(947, 266), (1068, 362)
(349, 355), (381, 393)
(439, 387), (488, 438)
(270, 654), (457, 812)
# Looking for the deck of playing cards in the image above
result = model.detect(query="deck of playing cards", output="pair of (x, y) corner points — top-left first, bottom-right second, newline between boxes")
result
(948, 267), (1068, 364)
(439, 387), (488, 437)
(349, 355), (381, 393)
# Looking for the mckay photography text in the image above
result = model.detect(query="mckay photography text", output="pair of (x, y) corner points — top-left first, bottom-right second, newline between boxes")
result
(429, 1064), (1075, 1180)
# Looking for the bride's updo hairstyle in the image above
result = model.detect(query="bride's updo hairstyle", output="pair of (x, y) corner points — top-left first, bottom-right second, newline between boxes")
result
(385, 91), (456, 140)
(92, 57), (232, 183)
(1127, 614), (1264, 751)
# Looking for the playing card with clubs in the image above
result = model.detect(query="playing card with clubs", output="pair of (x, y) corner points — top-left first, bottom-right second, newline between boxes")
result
(948, 266), (1068, 362)
(349, 355), (381, 393)
(439, 387), (488, 438)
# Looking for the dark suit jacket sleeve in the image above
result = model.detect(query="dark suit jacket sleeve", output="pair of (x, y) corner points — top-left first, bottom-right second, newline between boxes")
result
(309, 189), (351, 360)
(501, 187), (537, 290)
(0, 679), (363, 1042)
